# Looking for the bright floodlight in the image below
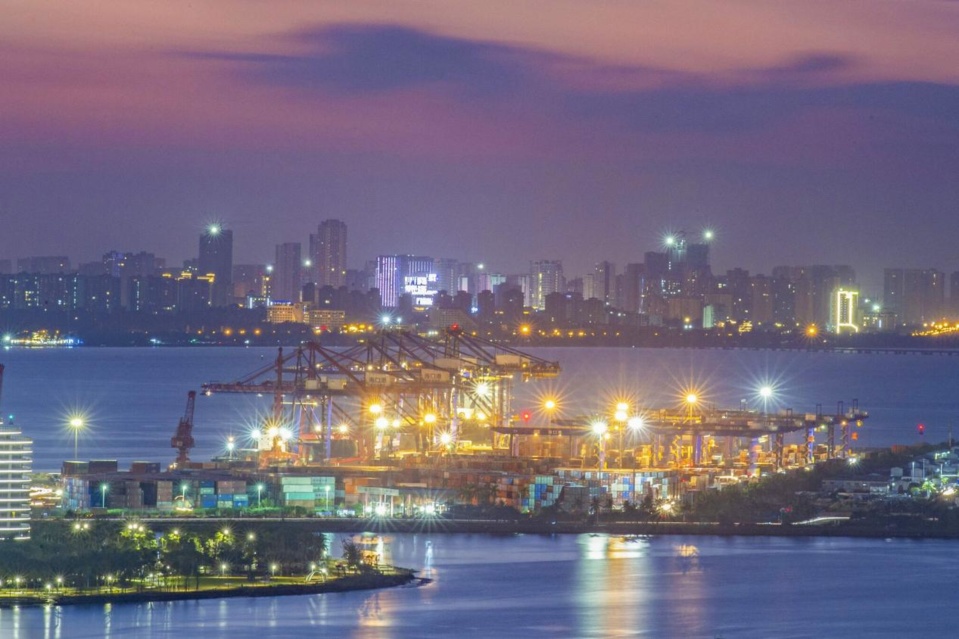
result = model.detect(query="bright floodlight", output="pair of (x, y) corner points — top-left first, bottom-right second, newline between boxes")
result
(591, 421), (608, 436)
(69, 417), (84, 429)
(439, 432), (452, 445)
(375, 417), (389, 430)
(475, 382), (490, 397)
(759, 386), (773, 399)
(614, 410), (628, 422)
(703, 229), (714, 241)
(369, 403), (383, 415)
(208, 224), (220, 235)
(665, 235), (675, 246)
(627, 417), (644, 430)
(686, 393), (698, 405)
(544, 399), (556, 411)
(424, 413), (437, 424)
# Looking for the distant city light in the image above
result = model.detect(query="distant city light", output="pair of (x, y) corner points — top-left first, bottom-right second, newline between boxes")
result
(208, 225), (220, 236)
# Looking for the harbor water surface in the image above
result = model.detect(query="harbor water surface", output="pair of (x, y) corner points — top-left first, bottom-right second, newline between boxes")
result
(0, 347), (955, 637)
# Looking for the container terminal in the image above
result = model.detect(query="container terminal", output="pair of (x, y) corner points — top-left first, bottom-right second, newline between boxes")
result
(59, 326), (868, 517)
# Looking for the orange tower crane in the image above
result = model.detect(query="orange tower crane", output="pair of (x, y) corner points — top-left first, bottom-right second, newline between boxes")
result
(170, 390), (197, 467)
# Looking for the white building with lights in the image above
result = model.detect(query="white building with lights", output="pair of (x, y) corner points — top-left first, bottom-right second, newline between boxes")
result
(0, 423), (32, 541)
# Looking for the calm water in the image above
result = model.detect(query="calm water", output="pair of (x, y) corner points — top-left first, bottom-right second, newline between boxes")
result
(0, 533), (954, 638)
(0, 346), (956, 637)
(0, 346), (953, 470)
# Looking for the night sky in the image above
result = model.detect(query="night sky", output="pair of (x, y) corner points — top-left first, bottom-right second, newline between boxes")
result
(3, 2), (958, 293)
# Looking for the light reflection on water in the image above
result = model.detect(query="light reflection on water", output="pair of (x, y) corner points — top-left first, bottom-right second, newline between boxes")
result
(3, 533), (954, 638)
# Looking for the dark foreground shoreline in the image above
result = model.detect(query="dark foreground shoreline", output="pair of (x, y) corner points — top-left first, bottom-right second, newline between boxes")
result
(1, 571), (419, 608)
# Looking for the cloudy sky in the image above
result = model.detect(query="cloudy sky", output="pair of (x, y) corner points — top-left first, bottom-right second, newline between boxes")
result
(2, 1), (958, 291)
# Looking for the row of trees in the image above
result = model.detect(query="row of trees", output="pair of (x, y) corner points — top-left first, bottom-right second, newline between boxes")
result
(0, 521), (330, 592)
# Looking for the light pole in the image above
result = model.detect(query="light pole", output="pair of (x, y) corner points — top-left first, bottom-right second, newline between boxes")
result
(614, 402), (629, 468)
(627, 416), (644, 468)
(370, 403), (383, 460)
(423, 413), (436, 453)
(760, 385), (774, 457)
(324, 485), (330, 512)
(685, 394), (698, 421)
(69, 417), (84, 460)
(759, 386), (773, 417)
(256, 483), (264, 508)
(592, 421), (608, 471)
(100, 482), (109, 509)
(375, 416), (389, 460)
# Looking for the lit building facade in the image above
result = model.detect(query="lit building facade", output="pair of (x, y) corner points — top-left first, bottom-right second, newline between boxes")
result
(529, 260), (564, 310)
(831, 288), (860, 334)
(374, 255), (435, 308)
(0, 421), (32, 541)
(198, 227), (233, 307)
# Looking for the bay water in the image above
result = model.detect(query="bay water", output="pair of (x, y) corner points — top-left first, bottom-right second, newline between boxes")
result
(0, 346), (955, 637)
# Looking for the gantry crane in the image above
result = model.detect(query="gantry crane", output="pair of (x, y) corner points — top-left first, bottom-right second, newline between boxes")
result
(170, 390), (197, 467)
(200, 327), (560, 466)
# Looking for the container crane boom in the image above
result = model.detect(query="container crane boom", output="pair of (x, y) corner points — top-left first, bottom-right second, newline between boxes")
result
(171, 390), (197, 466)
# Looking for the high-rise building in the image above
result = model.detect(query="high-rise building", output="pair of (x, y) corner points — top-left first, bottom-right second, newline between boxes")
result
(16, 256), (71, 274)
(950, 271), (959, 319)
(529, 260), (564, 310)
(594, 261), (617, 307)
(0, 416), (32, 541)
(884, 268), (945, 326)
(198, 226), (233, 306)
(272, 242), (302, 303)
(434, 258), (459, 295)
(311, 219), (348, 288)
(621, 263), (646, 314)
(374, 255), (435, 308)
(830, 288), (860, 334)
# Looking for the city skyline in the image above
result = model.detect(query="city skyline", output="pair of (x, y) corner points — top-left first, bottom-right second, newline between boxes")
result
(3, 3), (959, 292)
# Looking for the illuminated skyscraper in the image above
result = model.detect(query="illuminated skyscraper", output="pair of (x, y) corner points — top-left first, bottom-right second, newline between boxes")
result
(198, 226), (233, 306)
(374, 255), (435, 308)
(830, 288), (860, 334)
(529, 260), (564, 310)
(311, 219), (348, 288)
(0, 417), (32, 541)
